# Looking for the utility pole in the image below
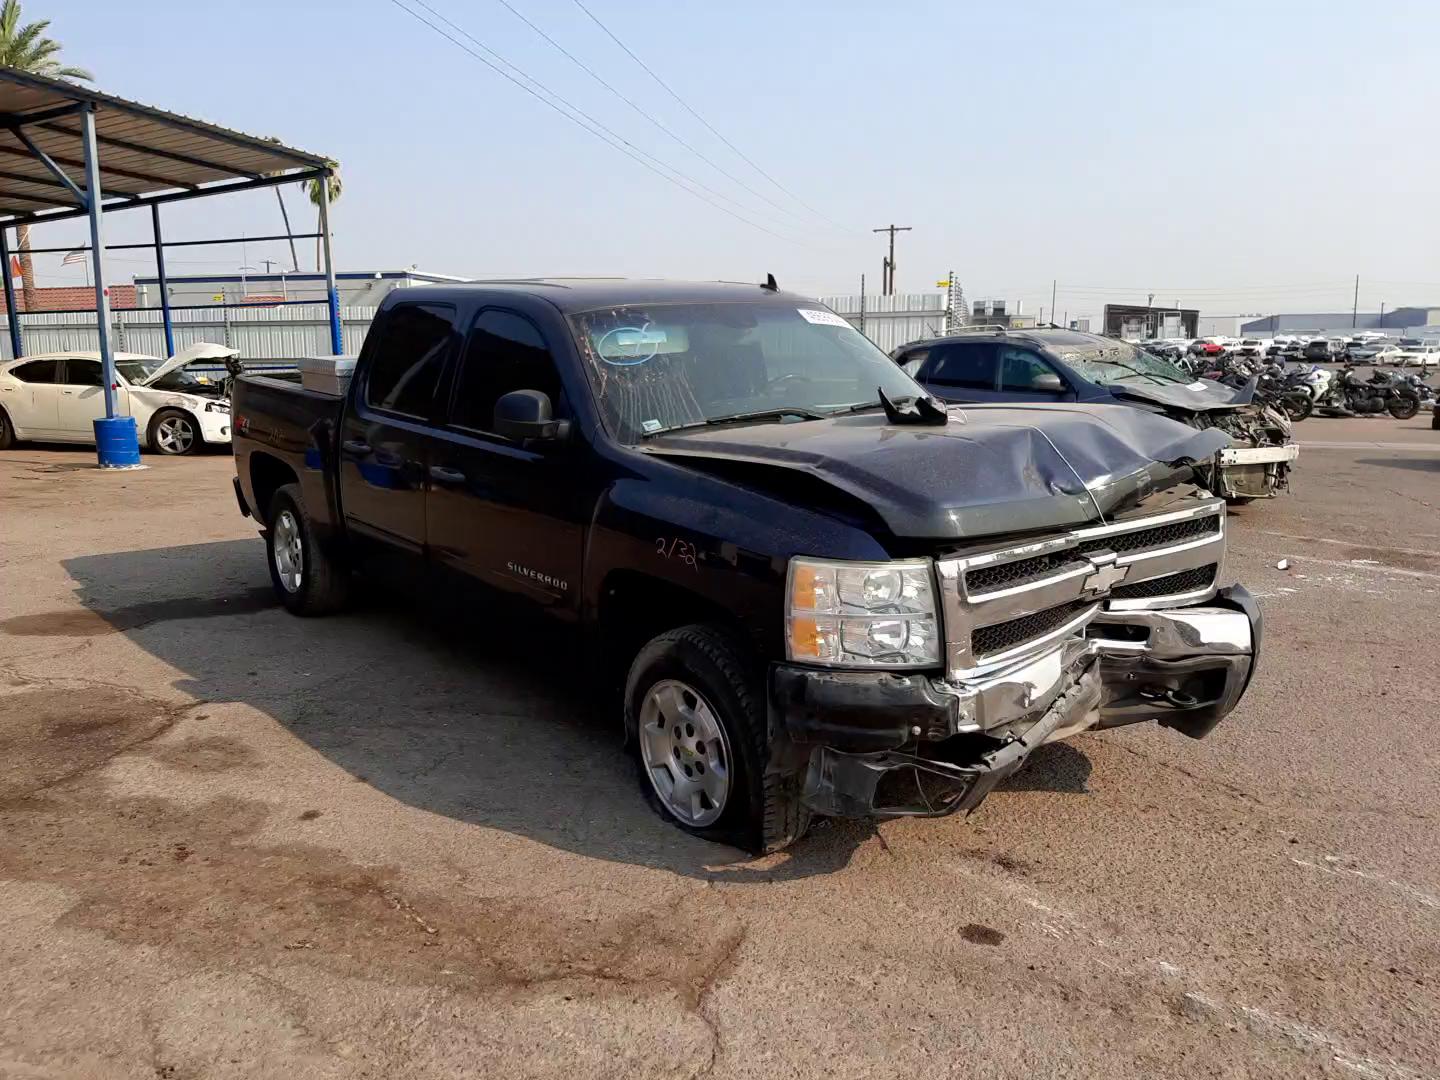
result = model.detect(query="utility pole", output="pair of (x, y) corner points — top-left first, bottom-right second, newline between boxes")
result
(1051, 280), (1057, 326)
(1352, 274), (1359, 328)
(261, 259), (277, 274)
(859, 274), (866, 337)
(872, 224), (911, 296)
(1380, 301), (1385, 328)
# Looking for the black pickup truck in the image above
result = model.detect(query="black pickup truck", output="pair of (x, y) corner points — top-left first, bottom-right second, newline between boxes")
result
(232, 279), (1262, 852)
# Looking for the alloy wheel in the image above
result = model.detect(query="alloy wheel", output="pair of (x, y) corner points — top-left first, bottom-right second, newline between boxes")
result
(155, 414), (195, 454)
(638, 679), (732, 827)
(272, 509), (303, 593)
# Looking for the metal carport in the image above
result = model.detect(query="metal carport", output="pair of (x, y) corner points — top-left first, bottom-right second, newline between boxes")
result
(0, 68), (336, 466)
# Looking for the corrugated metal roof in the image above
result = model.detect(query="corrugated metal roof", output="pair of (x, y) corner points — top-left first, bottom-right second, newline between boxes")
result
(0, 67), (330, 220)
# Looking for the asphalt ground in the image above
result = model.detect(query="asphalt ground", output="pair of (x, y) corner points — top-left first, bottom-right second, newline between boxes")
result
(1, 421), (1438, 1079)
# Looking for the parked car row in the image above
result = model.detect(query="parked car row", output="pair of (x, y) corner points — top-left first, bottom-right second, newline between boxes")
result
(227, 278), (1264, 852)
(1141, 334), (1440, 368)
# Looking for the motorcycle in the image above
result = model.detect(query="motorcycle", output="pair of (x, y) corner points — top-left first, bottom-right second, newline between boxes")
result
(1314, 365), (1419, 419)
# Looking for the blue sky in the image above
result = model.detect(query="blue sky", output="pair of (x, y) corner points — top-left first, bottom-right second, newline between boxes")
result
(34, 0), (1440, 320)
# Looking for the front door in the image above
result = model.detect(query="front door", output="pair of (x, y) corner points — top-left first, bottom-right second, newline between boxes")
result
(337, 301), (457, 568)
(425, 307), (584, 620)
(915, 342), (1005, 402)
(995, 346), (1073, 403)
(58, 358), (128, 439)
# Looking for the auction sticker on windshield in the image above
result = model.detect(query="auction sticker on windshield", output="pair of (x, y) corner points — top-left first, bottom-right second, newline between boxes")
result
(797, 308), (851, 328)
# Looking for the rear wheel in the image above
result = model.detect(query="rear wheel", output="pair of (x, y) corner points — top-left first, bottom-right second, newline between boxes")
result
(1388, 396), (1419, 420)
(626, 624), (809, 853)
(265, 483), (349, 615)
(148, 408), (199, 455)
(0, 407), (14, 449)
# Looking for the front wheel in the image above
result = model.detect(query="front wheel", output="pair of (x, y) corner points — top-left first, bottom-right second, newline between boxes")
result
(148, 408), (199, 455)
(1388, 396), (1419, 420)
(1281, 391), (1312, 421)
(626, 624), (809, 853)
(265, 483), (349, 615)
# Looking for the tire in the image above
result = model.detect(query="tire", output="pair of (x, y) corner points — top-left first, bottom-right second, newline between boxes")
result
(148, 408), (200, 455)
(1387, 397), (1419, 420)
(0, 407), (14, 450)
(265, 483), (349, 615)
(626, 624), (809, 853)
(1432, 411), (1440, 431)
(1281, 392), (1312, 421)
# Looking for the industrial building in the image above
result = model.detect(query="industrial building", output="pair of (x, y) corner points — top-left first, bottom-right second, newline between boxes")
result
(132, 268), (467, 309)
(1241, 308), (1440, 335)
(1103, 303), (1199, 340)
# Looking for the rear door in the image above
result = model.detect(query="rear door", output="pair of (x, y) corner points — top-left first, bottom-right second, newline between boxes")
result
(57, 358), (128, 439)
(1, 358), (62, 436)
(425, 307), (584, 619)
(337, 301), (457, 563)
(914, 342), (1004, 402)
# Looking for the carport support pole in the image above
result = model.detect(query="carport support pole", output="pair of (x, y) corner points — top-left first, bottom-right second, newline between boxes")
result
(318, 175), (342, 355)
(152, 204), (175, 357)
(80, 104), (140, 467)
(0, 227), (20, 359)
(80, 106), (116, 419)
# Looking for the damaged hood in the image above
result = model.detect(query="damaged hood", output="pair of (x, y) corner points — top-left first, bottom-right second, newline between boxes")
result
(1106, 376), (1255, 414)
(641, 403), (1231, 539)
(134, 342), (239, 387)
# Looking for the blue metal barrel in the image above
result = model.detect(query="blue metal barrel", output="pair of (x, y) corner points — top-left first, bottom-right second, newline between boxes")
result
(93, 416), (142, 468)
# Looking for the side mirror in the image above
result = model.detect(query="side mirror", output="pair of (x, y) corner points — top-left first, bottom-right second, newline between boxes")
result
(1032, 372), (1065, 392)
(493, 389), (570, 443)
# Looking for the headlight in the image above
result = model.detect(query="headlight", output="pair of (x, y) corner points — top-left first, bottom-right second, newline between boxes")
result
(786, 557), (940, 668)
(205, 400), (229, 413)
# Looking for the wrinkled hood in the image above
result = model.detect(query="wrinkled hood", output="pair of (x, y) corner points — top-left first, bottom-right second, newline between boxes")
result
(641, 403), (1231, 539)
(134, 342), (239, 387)
(1106, 376), (1254, 414)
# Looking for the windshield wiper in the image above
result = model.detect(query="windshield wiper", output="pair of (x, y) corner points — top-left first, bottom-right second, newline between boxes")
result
(641, 407), (828, 438)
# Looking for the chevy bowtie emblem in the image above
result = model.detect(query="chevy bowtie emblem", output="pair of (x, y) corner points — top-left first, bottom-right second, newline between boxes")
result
(1081, 551), (1128, 594)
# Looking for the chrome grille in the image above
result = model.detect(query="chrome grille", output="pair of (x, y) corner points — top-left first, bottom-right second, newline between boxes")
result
(971, 600), (1096, 659)
(1108, 564), (1216, 600)
(937, 500), (1226, 678)
(965, 550), (1085, 594)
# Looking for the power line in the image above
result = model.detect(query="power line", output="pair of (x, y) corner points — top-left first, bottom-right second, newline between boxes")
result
(490, 0), (818, 232)
(569, 0), (851, 234)
(386, 0), (808, 248)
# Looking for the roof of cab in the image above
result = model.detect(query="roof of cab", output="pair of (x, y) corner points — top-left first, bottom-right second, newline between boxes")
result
(383, 278), (819, 313)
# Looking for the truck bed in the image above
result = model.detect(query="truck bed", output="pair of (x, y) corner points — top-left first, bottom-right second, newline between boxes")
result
(232, 374), (345, 530)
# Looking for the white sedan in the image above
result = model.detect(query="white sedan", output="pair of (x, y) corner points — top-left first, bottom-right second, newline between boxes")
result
(1388, 343), (1440, 369)
(0, 342), (237, 454)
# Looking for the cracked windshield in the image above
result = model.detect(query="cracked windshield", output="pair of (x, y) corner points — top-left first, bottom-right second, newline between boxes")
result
(570, 302), (926, 441)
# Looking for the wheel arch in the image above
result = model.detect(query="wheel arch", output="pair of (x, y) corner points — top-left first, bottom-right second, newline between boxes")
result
(595, 569), (756, 738)
(248, 451), (300, 527)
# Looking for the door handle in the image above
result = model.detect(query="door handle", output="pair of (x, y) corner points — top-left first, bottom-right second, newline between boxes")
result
(341, 438), (372, 456)
(428, 465), (467, 485)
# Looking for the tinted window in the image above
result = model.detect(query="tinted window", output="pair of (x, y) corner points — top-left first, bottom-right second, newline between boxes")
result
(10, 359), (59, 383)
(62, 359), (104, 386)
(998, 347), (1060, 392)
(450, 309), (562, 433)
(364, 303), (456, 417)
(920, 343), (998, 390)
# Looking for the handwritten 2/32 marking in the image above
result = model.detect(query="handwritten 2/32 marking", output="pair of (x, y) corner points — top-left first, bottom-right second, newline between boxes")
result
(656, 537), (699, 570)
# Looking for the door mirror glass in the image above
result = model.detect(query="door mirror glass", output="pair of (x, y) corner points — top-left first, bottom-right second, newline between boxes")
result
(493, 389), (570, 442)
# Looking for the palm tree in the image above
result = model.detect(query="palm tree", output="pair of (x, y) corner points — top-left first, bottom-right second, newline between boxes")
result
(0, 0), (92, 312)
(306, 165), (341, 273)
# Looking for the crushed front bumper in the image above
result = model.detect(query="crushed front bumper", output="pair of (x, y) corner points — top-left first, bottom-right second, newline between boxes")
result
(771, 585), (1261, 819)
(1216, 444), (1298, 499)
